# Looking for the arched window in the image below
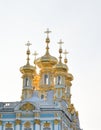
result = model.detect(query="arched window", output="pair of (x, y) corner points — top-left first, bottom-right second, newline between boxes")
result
(57, 76), (62, 85)
(25, 78), (29, 86)
(41, 94), (44, 99)
(44, 74), (49, 85)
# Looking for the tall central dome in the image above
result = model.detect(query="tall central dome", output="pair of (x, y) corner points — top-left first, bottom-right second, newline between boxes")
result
(35, 29), (58, 68)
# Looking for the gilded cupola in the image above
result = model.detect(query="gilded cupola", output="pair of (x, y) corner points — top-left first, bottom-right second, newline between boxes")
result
(20, 41), (36, 100)
(20, 41), (36, 74)
(34, 29), (58, 93)
(35, 29), (58, 68)
(53, 40), (68, 73)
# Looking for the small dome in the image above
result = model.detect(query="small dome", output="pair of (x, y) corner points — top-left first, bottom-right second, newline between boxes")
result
(53, 62), (68, 72)
(67, 73), (73, 81)
(20, 64), (36, 74)
(20, 41), (36, 74)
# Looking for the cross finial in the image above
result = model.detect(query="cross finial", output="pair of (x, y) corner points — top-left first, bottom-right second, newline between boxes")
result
(33, 51), (38, 60)
(33, 51), (38, 66)
(58, 39), (64, 63)
(25, 41), (32, 65)
(44, 28), (51, 38)
(58, 39), (64, 48)
(63, 49), (68, 64)
(44, 28), (51, 55)
(63, 50), (68, 58)
(25, 41), (32, 48)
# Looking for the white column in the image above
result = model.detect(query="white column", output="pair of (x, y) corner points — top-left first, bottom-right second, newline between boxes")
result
(34, 119), (40, 130)
(0, 126), (2, 130)
(54, 119), (60, 130)
(15, 125), (20, 130)
(15, 119), (21, 130)
(0, 121), (2, 130)
(54, 124), (58, 130)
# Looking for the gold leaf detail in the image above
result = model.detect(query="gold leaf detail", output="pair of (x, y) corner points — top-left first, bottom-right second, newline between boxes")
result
(0, 120), (2, 126)
(24, 121), (31, 128)
(16, 113), (21, 117)
(0, 114), (2, 118)
(54, 119), (60, 125)
(34, 119), (40, 125)
(44, 122), (50, 127)
(20, 102), (35, 111)
(6, 122), (12, 128)
(15, 119), (21, 125)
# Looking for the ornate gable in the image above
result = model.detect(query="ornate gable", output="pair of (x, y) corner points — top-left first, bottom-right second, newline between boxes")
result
(20, 102), (35, 111)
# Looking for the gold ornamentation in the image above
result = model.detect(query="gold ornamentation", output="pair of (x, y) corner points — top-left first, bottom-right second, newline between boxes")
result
(24, 121), (31, 128)
(44, 122), (50, 127)
(25, 41), (32, 65)
(20, 102), (35, 111)
(34, 112), (40, 117)
(54, 119), (60, 125)
(75, 111), (79, 117)
(44, 28), (51, 44)
(0, 120), (2, 125)
(6, 122), (12, 128)
(66, 80), (72, 87)
(15, 119), (21, 125)
(68, 104), (75, 114)
(0, 114), (2, 118)
(67, 73), (73, 81)
(70, 124), (73, 128)
(34, 119), (40, 125)
(63, 50), (68, 64)
(16, 113), (21, 117)
(33, 75), (40, 90)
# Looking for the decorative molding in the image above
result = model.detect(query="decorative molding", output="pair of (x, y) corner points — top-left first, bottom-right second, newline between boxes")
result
(6, 122), (12, 128)
(15, 119), (21, 125)
(16, 113), (22, 118)
(54, 119), (60, 125)
(35, 112), (40, 117)
(20, 102), (35, 111)
(0, 114), (2, 118)
(34, 119), (40, 125)
(24, 121), (31, 128)
(44, 122), (50, 127)
(0, 120), (2, 126)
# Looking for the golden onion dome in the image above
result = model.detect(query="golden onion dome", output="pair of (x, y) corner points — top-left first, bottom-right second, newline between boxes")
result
(35, 29), (58, 68)
(53, 40), (68, 72)
(20, 41), (36, 74)
(35, 53), (58, 68)
(53, 62), (68, 72)
(20, 64), (36, 74)
(67, 73), (74, 81)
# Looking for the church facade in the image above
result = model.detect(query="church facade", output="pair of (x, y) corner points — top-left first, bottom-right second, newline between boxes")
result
(0, 29), (82, 130)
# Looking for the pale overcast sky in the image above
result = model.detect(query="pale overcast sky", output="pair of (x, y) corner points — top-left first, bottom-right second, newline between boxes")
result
(0, 0), (101, 130)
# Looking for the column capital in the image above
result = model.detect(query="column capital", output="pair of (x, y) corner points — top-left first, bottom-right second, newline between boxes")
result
(15, 119), (21, 125)
(34, 119), (40, 125)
